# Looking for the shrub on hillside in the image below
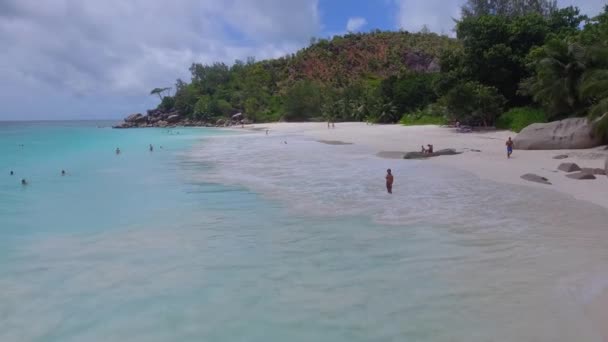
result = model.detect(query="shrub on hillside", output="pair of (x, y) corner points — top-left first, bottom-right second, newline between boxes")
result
(400, 104), (448, 126)
(496, 107), (547, 132)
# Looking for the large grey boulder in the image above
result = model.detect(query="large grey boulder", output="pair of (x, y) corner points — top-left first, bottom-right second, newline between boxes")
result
(403, 149), (462, 159)
(514, 117), (604, 150)
(521, 173), (551, 185)
(566, 172), (596, 180)
(558, 162), (581, 173)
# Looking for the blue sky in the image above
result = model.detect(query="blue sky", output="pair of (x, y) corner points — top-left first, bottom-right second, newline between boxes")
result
(0, 0), (605, 120)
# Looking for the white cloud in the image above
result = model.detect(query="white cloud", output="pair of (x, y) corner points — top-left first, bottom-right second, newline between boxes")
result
(0, 0), (320, 119)
(346, 17), (367, 32)
(394, 0), (460, 34)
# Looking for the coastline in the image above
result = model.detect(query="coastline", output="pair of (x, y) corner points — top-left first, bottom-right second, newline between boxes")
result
(244, 122), (608, 210)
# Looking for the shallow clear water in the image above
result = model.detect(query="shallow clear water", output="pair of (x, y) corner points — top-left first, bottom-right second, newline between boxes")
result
(2, 122), (608, 341)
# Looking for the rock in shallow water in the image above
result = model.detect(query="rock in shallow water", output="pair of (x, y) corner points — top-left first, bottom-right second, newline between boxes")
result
(521, 173), (551, 185)
(403, 149), (462, 159)
(566, 172), (596, 180)
(558, 163), (581, 173)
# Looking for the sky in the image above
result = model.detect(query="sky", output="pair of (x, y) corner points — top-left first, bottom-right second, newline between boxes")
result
(0, 0), (605, 120)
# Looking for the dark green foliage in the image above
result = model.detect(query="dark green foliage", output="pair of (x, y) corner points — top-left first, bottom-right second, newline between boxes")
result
(496, 107), (547, 132)
(461, 0), (557, 18)
(157, 96), (175, 111)
(443, 81), (506, 126)
(283, 80), (322, 121)
(380, 73), (438, 116)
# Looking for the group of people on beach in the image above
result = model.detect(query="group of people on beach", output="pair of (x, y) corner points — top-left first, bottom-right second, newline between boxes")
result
(420, 144), (434, 154)
(384, 137), (516, 194)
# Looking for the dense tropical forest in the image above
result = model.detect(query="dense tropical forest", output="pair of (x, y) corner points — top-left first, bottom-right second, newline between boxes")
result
(151, 0), (608, 136)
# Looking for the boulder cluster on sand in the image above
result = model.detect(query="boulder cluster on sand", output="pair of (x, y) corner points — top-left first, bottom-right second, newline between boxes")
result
(514, 117), (604, 150)
(113, 109), (251, 129)
(557, 162), (606, 180)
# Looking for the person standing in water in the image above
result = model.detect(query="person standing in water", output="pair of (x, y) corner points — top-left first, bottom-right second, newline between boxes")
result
(506, 137), (514, 159)
(115, 147), (121, 155)
(21, 179), (27, 186)
(149, 144), (154, 152)
(61, 170), (66, 176)
(386, 169), (394, 194)
(10, 171), (14, 175)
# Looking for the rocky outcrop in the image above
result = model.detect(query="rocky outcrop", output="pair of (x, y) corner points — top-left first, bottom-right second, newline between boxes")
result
(403, 149), (462, 159)
(566, 172), (596, 180)
(514, 117), (604, 150)
(521, 173), (551, 185)
(113, 108), (251, 129)
(558, 163), (581, 173)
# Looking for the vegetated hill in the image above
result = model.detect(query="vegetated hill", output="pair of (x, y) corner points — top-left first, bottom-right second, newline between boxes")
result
(125, 30), (459, 126)
(285, 31), (457, 85)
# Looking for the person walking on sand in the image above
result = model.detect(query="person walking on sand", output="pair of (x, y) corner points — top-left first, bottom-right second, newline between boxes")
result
(386, 169), (394, 194)
(506, 137), (514, 159)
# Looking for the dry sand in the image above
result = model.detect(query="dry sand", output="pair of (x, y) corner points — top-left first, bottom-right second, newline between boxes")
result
(249, 122), (608, 210)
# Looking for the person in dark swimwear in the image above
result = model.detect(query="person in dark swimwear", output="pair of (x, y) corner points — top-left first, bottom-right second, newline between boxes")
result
(506, 137), (514, 159)
(21, 179), (27, 185)
(116, 147), (121, 155)
(386, 169), (394, 194)
(61, 170), (66, 176)
(10, 171), (14, 175)
(427, 144), (434, 154)
(149, 144), (154, 152)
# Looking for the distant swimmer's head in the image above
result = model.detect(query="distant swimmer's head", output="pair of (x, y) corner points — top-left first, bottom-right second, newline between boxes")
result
(21, 179), (27, 185)
(61, 170), (66, 175)
(10, 171), (14, 175)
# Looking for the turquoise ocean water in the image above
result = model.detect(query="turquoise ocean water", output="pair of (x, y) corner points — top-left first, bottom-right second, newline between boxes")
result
(2, 121), (608, 341)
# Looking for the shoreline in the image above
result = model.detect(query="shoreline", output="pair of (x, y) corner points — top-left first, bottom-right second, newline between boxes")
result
(245, 122), (608, 210)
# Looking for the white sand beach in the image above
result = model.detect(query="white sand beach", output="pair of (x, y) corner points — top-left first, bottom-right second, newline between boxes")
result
(248, 122), (608, 210)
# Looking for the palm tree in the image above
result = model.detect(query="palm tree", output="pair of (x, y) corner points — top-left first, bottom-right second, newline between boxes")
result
(579, 44), (608, 137)
(520, 39), (588, 119)
(150, 87), (171, 100)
